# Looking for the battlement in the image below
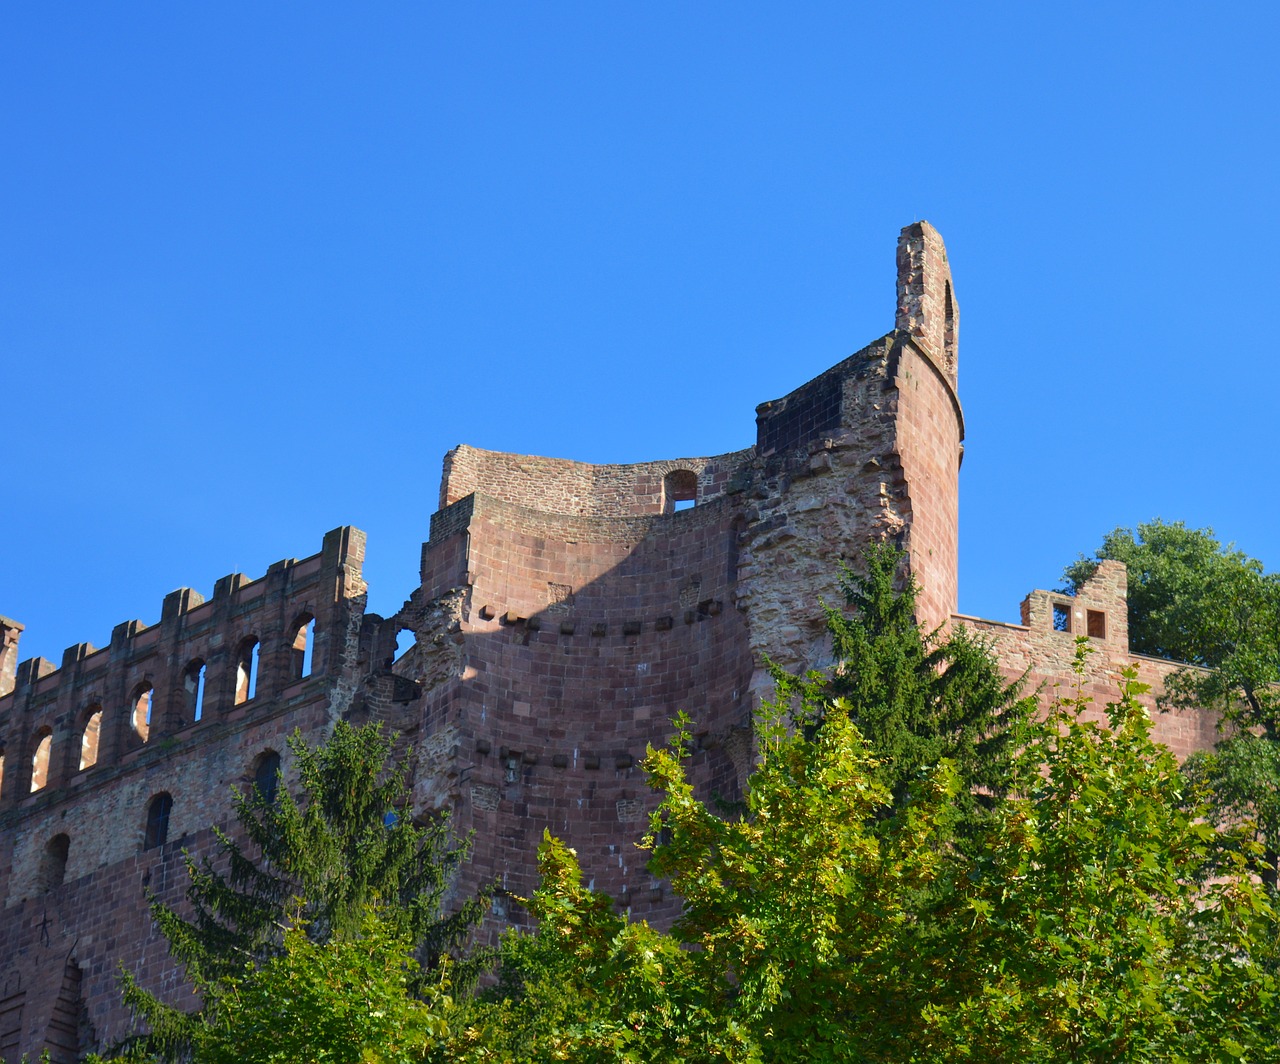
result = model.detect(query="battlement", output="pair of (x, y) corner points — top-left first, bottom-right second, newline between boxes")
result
(0, 527), (366, 808)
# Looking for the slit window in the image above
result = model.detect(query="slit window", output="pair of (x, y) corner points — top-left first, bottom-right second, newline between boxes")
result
(1052, 603), (1072, 633)
(185, 661), (207, 723)
(1087, 609), (1106, 639)
(290, 617), (315, 680)
(145, 793), (173, 850)
(235, 638), (260, 705)
(253, 751), (281, 806)
(133, 683), (154, 742)
(31, 729), (52, 792)
(79, 708), (102, 771)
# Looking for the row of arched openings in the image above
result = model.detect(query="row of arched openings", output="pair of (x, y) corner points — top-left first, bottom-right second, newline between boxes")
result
(19, 619), (312, 795)
(33, 750), (281, 894)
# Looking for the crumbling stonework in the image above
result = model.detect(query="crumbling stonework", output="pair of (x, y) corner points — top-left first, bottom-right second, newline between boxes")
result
(0, 223), (1217, 1061)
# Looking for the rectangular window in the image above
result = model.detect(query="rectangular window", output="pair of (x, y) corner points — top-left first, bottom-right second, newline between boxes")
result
(1052, 603), (1072, 632)
(1087, 610), (1106, 639)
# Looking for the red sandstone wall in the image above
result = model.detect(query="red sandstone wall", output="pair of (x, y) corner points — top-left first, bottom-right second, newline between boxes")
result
(407, 491), (754, 924)
(893, 337), (963, 632)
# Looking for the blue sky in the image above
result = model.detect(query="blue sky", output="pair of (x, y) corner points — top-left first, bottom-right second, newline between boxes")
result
(3, 3), (1278, 667)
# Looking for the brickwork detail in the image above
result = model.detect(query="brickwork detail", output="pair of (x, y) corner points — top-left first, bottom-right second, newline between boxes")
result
(0, 223), (1219, 1061)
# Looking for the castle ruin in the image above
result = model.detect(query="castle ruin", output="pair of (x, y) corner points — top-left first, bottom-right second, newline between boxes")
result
(0, 223), (1219, 1061)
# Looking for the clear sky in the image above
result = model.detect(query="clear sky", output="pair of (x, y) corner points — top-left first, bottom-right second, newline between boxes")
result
(3, 3), (1278, 668)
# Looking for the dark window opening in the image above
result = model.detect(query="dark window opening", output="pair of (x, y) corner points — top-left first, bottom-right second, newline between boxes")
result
(145, 793), (173, 850)
(1087, 610), (1106, 639)
(253, 751), (281, 806)
(40, 834), (69, 892)
(1052, 603), (1072, 633)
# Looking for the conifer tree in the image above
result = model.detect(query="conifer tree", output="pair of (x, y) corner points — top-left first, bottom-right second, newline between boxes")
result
(110, 721), (488, 1062)
(814, 541), (1034, 820)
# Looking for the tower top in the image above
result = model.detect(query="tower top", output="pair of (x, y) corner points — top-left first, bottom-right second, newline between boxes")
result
(895, 221), (958, 382)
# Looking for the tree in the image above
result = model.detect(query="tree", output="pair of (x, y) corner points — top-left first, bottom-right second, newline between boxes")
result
(820, 542), (1034, 823)
(1065, 520), (1280, 885)
(109, 721), (488, 1062)
(188, 908), (452, 1064)
(923, 644), (1279, 1062)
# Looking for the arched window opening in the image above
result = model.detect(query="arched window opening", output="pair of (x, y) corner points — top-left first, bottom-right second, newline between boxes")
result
(30, 729), (53, 792)
(253, 750), (281, 806)
(40, 834), (69, 892)
(289, 616), (316, 680)
(184, 661), (207, 723)
(79, 708), (103, 771)
(663, 469), (698, 514)
(132, 683), (154, 743)
(394, 627), (416, 665)
(145, 793), (173, 850)
(235, 637), (260, 705)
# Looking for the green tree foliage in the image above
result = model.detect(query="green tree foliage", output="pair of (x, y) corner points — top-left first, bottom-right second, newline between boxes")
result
(820, 542), (1034, 821)
(1065, 520), (1280, 886)
(110, 721), (487, 1062)
(191, 909), (452, 1064)
(925, 646), (1279, 1062)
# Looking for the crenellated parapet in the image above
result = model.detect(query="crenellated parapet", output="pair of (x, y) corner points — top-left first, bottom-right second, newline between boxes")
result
(0, 526), (366, 810)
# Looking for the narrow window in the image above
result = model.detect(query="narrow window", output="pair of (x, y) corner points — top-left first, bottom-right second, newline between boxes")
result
(79, 708), (103, 771)
(145, 793), (173, 850)
(1052, 603), (1072, 633)
(40, 834), (69, 892)
(184, 661), (207, 723)
(289, 616), (315, 680)
(943, 280), (958, 373)
(0, 750), (6, 799)
(1087, 609), (1106, 639)
(132, 683), (154, 743)
(31, 729), (52, 792)
(235, 638), (260, 705)
(663, 469), (698, 513)
(253, 751), (281, 806)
